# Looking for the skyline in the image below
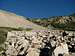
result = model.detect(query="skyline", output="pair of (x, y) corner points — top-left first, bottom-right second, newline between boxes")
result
(0, 0), (75, 18)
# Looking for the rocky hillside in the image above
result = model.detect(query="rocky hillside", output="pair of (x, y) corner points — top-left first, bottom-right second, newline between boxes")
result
(28, 14), (75, 31)
(0, 10), (45, 30)
(50, 16), (75, 30)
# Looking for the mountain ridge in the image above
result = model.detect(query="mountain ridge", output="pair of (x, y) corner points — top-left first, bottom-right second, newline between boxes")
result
(28, 13), (75, 31)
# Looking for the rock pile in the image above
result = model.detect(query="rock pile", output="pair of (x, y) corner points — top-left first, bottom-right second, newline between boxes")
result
(3, 30), (75, 56)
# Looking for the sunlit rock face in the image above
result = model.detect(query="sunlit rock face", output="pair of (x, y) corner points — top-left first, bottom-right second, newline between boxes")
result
(4, 30), (75, 56)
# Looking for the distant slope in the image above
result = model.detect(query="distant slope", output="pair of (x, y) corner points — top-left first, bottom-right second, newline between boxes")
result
(70, 13), (75, 17)
(28, 13), (75, 31)
(50, 16), (75, 31)
(0, 10), (45, 30)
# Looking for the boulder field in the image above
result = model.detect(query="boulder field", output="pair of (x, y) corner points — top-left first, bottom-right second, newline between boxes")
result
(3, 30), (75, 56)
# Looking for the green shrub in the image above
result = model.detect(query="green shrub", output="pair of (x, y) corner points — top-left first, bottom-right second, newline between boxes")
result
(0, 30), (7, 44)
(25, 28), (33, 31)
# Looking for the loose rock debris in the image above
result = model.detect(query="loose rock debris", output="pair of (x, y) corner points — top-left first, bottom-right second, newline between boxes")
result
(3, 30), (75, 56)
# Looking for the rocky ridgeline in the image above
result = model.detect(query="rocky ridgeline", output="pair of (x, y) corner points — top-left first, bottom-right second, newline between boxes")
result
(3, 30), (75, 56)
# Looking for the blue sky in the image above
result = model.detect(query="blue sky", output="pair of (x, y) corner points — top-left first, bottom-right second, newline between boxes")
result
(0, 0), (75, 18)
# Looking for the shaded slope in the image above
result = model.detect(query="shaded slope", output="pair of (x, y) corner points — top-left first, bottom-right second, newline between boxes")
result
(28, 13), (75, 31)
(50, 16), (75, 30)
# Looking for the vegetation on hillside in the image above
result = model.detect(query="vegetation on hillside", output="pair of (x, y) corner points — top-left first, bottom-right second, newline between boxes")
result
(28, 13), (75, 31)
